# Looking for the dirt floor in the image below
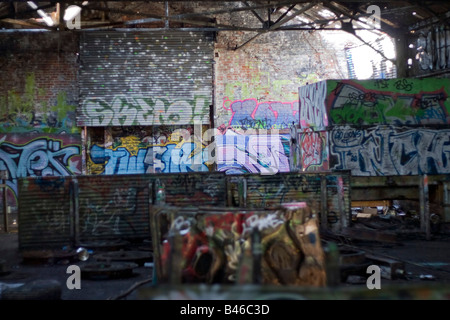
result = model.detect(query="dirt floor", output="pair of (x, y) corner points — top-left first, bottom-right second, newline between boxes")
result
(1, 224), (450, 301)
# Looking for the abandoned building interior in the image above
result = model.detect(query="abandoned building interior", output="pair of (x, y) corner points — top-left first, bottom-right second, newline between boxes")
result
(1, 0), (450, 301)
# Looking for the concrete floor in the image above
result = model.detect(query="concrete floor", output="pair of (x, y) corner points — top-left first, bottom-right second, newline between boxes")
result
(1, 229), (450, 300)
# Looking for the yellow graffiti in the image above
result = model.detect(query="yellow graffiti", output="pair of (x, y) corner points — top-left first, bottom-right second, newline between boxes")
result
(116, 136), (141, 157)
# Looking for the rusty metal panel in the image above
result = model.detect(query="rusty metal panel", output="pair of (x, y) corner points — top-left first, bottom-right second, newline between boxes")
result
(76, 174), (151, 243)
(227, 172), (323, 210)
(148, 172), (228, 207)
(16, 172), (227, 250)
(226, 171), (351, 232)
(17, 176), (73, 250)
(78, 30), (215, 127)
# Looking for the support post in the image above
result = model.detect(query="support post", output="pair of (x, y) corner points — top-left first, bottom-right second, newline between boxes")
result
(1, 170), (9, 233)
(419, 174), (430, 240)
(320, 175), (328, 232)
(71, 178), (80, 247)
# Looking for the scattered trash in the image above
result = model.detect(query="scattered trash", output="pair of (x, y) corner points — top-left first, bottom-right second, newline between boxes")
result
(21, 249), (78, 265)
(1, 280), (61, 300)
(419, 274), (435, 281)
(80, 262), (138, 280)
(76, 247), (89, 261)
(345, 275), (367, 284)
(78, 240), (129, 252)
(94, 250), (153, 266)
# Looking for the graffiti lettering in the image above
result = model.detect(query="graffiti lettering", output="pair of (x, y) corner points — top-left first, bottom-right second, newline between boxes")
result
(216, 134), (290, 175)
(90, 143), (209, 175)
(81, 95), (210, 126)
(0, 136), (81, 208)
(394, 79), (413, 91)
(223, 98), (298, 130)
(366, 5), (381, 29)
(82, 188), (138, 235)
(241, 213), (284, 236)
(300, 129), (327, 170)
(331, 126), (450, 175)
(299, 81), (328, 129)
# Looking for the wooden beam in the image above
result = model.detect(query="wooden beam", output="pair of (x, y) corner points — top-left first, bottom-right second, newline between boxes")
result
(0, 18), (54, 29)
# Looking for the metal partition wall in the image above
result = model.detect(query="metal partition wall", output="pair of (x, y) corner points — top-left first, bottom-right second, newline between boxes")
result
(17, 171), (350, 250)
(17, 172), (227, 250)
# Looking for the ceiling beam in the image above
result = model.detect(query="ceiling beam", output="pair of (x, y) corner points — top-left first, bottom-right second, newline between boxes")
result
(234, 1), (319, 50)
(242, 1), (266, 24)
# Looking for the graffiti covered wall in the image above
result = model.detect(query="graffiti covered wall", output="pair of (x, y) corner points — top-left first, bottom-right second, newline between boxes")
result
(214, 28), (350, 175)
(0, 32), (81, 216)
(297, 78), (450, 175)
(330, 125), (450, 176)
(222, 97), (299, 131)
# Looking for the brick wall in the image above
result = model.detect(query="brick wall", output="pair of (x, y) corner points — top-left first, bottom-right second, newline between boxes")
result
(0, 31), (79, 132)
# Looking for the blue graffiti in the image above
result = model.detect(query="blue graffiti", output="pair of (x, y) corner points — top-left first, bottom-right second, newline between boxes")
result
(90, 143), (209, 175)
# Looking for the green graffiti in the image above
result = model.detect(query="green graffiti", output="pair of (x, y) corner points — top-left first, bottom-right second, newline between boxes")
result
(0, 72), (78, 133)
(326, 79), (450, 125)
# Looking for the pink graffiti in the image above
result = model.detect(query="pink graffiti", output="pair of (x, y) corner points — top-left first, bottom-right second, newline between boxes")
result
(301, 129), (326, 170)
(223, 97), (299, 130)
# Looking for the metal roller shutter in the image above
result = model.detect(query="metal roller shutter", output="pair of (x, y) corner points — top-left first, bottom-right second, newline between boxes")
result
(78, 30), (215, 127)
(18, 176), (72, 250)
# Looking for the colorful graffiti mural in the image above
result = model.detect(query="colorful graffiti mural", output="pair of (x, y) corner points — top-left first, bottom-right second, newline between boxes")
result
(300, 129), (329, 171)
(327, 79), (450, 126)
(298, 78), (450, 128)
(297, 78), (450, 175)
(0, 134), (81, 209)
(330, 125), (450, 176)
(151, 203), (326, 286)
(216, 132), (290, 175)
(80, 94), (211, 127)
(88, 126), (212, 175)
(222, 97), (298, 131)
